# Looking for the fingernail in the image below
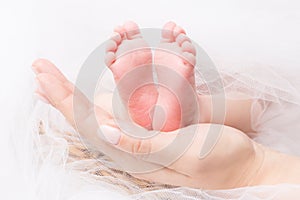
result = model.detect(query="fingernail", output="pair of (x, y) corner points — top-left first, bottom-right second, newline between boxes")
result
(98, 125), (121, 145)
(34, 92), (50, 104)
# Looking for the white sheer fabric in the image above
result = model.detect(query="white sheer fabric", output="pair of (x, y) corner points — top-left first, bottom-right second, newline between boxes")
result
(195, 58), (300, 156)
(16, 60), (300, 199)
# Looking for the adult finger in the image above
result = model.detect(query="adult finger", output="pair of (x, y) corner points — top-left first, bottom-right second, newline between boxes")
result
(32, 59), (164, 174)
(98, 124), (201, 168)
(32, 59), (74, 90)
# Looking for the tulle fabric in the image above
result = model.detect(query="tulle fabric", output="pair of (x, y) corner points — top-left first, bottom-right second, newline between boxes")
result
(195, 58), (300, 156)
(14, 57), (300, 200)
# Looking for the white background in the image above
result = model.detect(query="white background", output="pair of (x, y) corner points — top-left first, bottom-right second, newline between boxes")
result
(0, 0), (300, 199)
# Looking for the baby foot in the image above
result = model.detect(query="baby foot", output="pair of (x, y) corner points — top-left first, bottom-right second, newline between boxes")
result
(105, 21), (158, 129)
(152, 22), (198, 131)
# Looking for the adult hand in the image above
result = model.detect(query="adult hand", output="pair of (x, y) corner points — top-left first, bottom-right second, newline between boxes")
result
(32, 58), (265, 190)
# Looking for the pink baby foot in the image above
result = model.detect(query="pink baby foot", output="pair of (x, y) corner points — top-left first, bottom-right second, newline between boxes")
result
(152, 22), (198, 131)
(105, 21), (158, 129)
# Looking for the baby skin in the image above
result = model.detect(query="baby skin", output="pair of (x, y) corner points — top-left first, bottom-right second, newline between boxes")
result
(105, 21), (198, 131)
(105, 21), (254, 133)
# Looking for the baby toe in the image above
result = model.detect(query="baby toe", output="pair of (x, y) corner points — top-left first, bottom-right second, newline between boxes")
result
(110, 32), (122, 45)
(162, 21), (176, 41)
(182, 52), (196, 66)
(105, 40), (117, 52)
(123, 21), (142, 39)
(176, 33), (190, 46)
(105, 52), (116, 67)
(173, 25), (186, 38)
(181, 41), (196, 55)
(114, 25), (126, 39)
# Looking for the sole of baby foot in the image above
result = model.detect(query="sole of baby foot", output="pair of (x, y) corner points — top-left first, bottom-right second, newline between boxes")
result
(152, 21), (198, 131)
(105, 21), (158, 129)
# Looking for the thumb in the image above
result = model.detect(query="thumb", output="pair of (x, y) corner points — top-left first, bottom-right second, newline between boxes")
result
(98, 124), (201, 167)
